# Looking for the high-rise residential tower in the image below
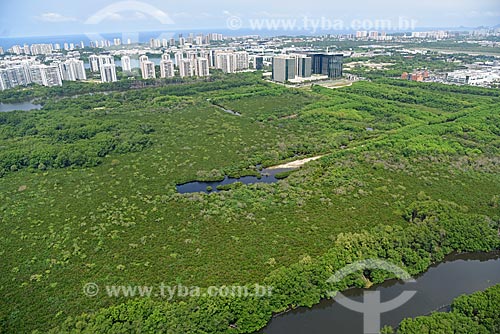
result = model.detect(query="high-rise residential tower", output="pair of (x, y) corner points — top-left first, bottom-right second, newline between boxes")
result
(121, 56), (132, 72)
(160, 59), (175, 78)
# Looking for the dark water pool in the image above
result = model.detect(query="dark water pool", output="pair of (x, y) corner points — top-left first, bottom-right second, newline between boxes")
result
(176, 168), (293, 194)
(261, 252), (500, 334)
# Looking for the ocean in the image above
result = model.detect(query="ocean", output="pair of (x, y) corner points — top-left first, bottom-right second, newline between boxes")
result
(0, 29), (302, 50)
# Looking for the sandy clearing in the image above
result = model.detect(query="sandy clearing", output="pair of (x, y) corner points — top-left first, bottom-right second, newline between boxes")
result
(267, 155), (324, 170)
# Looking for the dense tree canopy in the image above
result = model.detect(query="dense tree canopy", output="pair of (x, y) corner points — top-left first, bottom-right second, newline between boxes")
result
(0, 73), (498, 333)
(384, 284), (500, 334)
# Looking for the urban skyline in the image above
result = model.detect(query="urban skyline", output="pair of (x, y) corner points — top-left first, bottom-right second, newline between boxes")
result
(2, 24), (500, 91)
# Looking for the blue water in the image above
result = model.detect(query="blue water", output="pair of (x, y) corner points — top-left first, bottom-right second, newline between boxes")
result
(0, 32), (166, 49)
(176, 167), (293, 194)
(0, 28), (341, 49)
(0, 26), (468, 50)
(1, 30), (235, 49)
(261, 252), (500, 334)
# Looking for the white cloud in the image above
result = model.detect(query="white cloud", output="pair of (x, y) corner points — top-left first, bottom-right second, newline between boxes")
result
(84, 2), (174, 25)
(133, 11), (147, 20)
(37, 12), (77, 23)
(102, 13), (122, 21)
(95, 10), (163, 21)
(106, 11), (153, 21)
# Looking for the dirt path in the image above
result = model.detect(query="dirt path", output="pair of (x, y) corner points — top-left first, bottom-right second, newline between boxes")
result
(267, 155), (324, 170)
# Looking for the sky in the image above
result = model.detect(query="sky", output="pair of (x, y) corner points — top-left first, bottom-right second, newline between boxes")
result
(0, 0), (499, 38)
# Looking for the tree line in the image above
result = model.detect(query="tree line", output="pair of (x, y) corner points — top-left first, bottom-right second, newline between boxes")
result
(45, 199), (500, 333)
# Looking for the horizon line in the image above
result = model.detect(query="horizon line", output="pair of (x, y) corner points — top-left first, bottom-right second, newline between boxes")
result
(1, 24), (499, 40)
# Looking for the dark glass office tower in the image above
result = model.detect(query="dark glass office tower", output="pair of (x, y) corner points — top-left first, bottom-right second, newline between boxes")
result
(255, 56), (264, 70)
(310, 53), (343, 79)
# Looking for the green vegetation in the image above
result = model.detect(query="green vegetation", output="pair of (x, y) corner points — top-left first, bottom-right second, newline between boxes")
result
(345, 53), (463, 79)
(0, 71), (240, 104)
(273, 170), (294, 179)
(49, 200), (500, 333)
(0, 72), (499, 333)
(382, 284), (500, 333)
(404, 40), (500, 56)
(283, 38), (500, 56)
